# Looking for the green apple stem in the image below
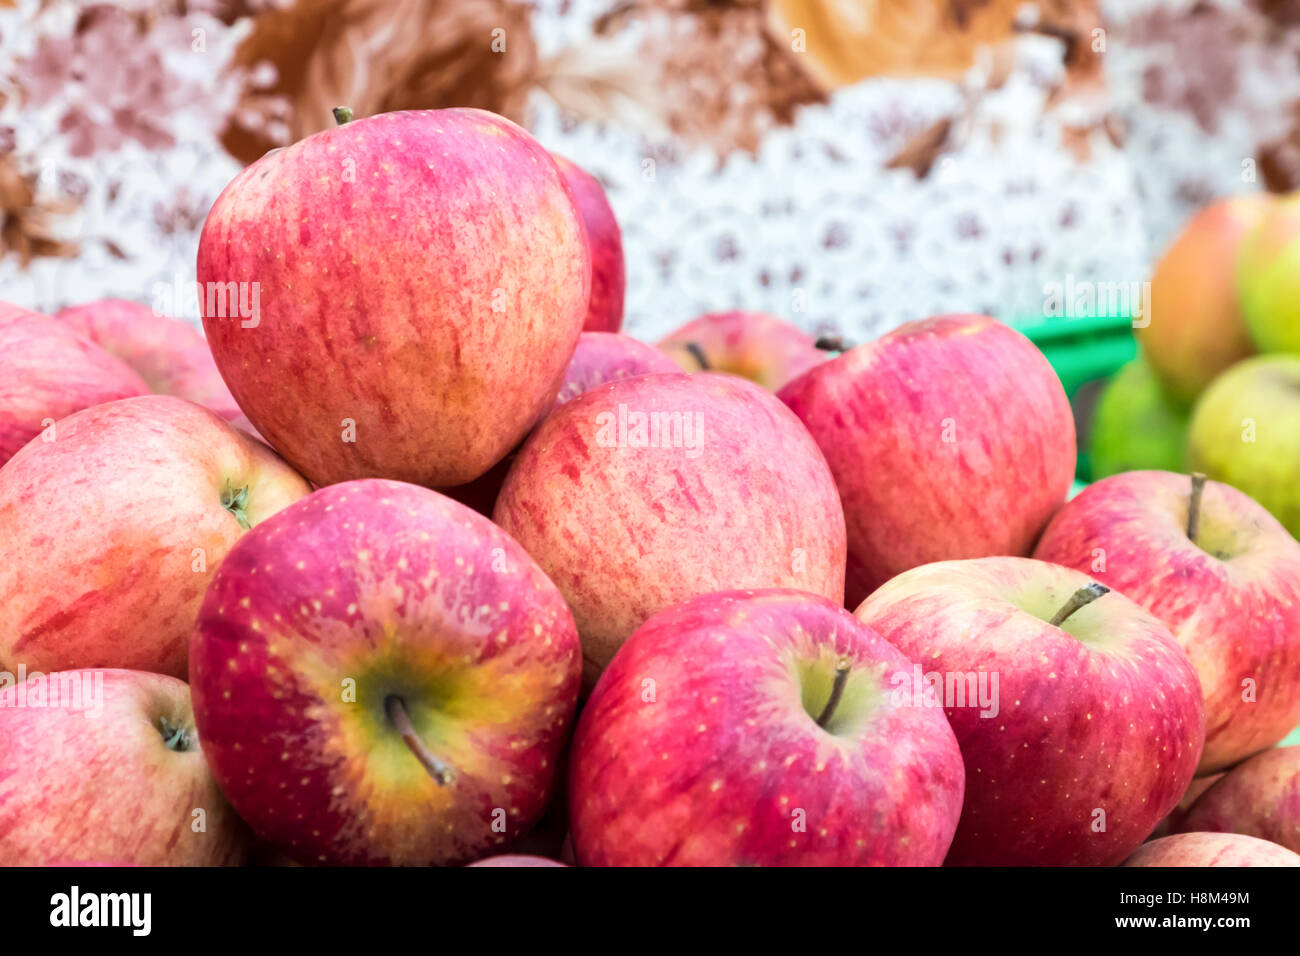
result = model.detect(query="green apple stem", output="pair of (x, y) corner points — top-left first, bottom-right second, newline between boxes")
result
(220, 479), (252, 530)
(814, 335), (851, 352)
(158, 716), (192, 752)
(816, 657), (852, 728)
(683, 341), (710, 371)
(1049, 581), (1110, 627)
(384, 695), (455, 786)
(333, 106), (354, 126)
(1187, 472), (1207, 543)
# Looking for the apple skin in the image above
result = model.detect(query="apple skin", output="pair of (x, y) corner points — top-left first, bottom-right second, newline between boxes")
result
(197, 108), (590, 489)
(1177, 746), (1300, 853)
(441, 331), (679, 517)
(1033, 470), (1300, 772)
(854, 556), (1205, 866)
(568, 589), (965, 866)
(0, 301), (149, 466)
(779, 315), (1076, 607)
(188, 478), (582, 866)
(1187, 354), (1300, 538)
(0, 669), (248, 866)
(0, 395), (310, 679)
(57, 298), (242, 420)
(658, 311), (828, 391)
(1089, 354), (1188, 479)
(1238, 192), (1300, 355)
(468, 855), (567, 867)
(494, 372), (846, 684)
(553, 155), (624, 333)
(1138, 195), (1270, 404)
(1124, 832), (1300, 867)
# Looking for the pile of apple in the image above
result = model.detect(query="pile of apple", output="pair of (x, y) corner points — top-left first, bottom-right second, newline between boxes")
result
(2, 107), (1300, 869)
(1092, 191), (1300, 546)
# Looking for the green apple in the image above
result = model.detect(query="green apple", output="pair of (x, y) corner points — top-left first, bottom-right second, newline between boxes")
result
(1239, 193), (1300, 355)
(1089, 354), (1189, 479)
(1188, 354), (1300, 538)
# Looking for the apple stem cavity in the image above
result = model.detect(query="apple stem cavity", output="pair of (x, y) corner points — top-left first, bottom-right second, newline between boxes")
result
(1187, 472), (1207, 543)
(1049, 581), (1110, 627)
(158, 716), (192, 752)
(816, 657), (852, 729)
(384, 695), (455, 786)
(332, 106), (354, 126)
(221, 479), (252, 530)
(683, 341), (710, 371)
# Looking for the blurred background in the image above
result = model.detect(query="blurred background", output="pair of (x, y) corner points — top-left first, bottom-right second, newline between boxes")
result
(2, 0), (1297, 340)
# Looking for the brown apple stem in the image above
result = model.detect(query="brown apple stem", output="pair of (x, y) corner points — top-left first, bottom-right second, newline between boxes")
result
(332, 106), (354, 126)
(683, 341), (710, 370)
(814, 335), (851, 352)
(816, 658), (852, 728)
(384, 695), (454, 786)
(1049, 582), (1110, 627)
(1187, 472), (1207, 543)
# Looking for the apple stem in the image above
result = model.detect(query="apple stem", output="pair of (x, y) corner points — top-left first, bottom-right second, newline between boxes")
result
(1049, 582), (1110, 627)
(384, 695), (455, 786)
(332, 106), (354, 126)
(816, 657), (852, 728)
(814, 335), (851, 352)
(1187, 472), (1207, 543)
(158, 716), (192, 752)
(221, 478), (252, 530)
(683, 341), (710, 370)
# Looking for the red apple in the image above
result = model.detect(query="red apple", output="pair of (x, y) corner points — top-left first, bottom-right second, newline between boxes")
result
(0, 301), (148, 466)
(1138, 195), (1271, 404)
(57, 298), (242, 420)
(0, 395), (310, 678)
(569, 589), (965, 866)
(658, 310), (828, 391)
(188, 478), (582, 866)
(494, 372), (846, 685)
(197, 108), (590, 489)
(1124, 832), (1300, 867)
(441, 331), (678, 517)
(553, 155), (624, 333)
(1177, 745), (1300, 853)
(1033, 470), (1300, 773)
(780, 314), (1076, 607)
(0, 669), (248, 865)
(854, 556), (1205, 866)
(468, 855), (567, 867)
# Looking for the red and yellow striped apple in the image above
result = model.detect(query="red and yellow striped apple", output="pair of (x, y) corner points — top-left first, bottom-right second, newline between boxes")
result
(569, 589), (965, 866)
(197, 108), (589, 489)
(188, 479), (582, 866)
(658, 310), (829, 391)
(553, 154), (624, 333)
(1124, 832), (1300, 867)
(1178, 745), (1300, 853)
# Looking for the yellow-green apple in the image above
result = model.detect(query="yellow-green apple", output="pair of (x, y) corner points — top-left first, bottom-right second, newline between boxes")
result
(188, 478), (582, 866)
(658, 310), (829, 390)
(1187, 354), (1300, 537)
(1089, 354), (1188, 479)
(553, 155), (624, 333)
(1033, 470), (1300, 771)
(441, 331), (679, 517)
(0, 395), (310, 678)
(57, 298), (242, 420)
(197, 107), (589, 489)
(494, 372), (846, 685)
(568, 589), (965, 866)
(1177, 746), (1300, 853)
(854, 556), (1204, 866)
(0, 668), (248, 865)
(1138, 195), (1271, 403)
(0, 301), (148, 466)
(1124, 832), (1300, 867)
(1238, 192), (1300, 354)
(780, 315), (1075, 606)
(468, 855), (567, 867)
